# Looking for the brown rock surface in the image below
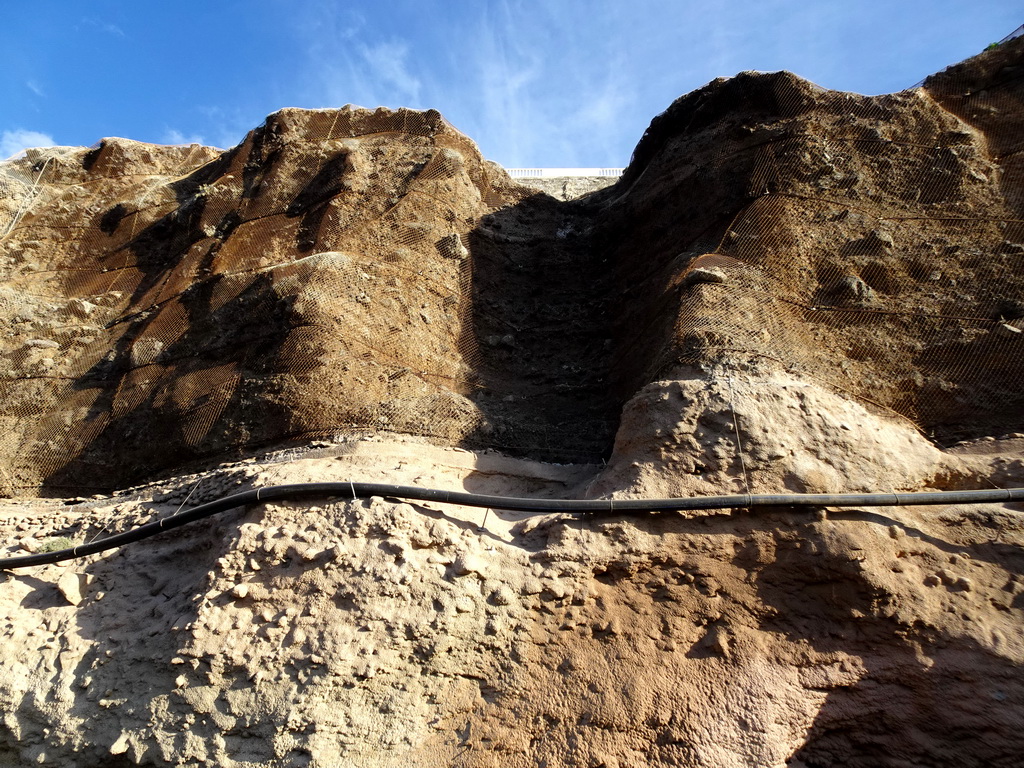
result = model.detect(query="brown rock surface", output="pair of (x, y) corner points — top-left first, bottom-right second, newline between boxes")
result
(0, 108), (524, 495)
(0, 38), (1023, 768)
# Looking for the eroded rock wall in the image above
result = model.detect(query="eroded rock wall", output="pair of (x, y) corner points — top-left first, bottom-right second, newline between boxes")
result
(0, 108), (527, 495)
(1, 421), (1022, 767)
(0, 33), (1022, 768)
(2, 41), (1023, 497)
(597, 61), (1024, 441)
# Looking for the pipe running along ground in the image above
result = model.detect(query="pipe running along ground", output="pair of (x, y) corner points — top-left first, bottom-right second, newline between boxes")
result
(2, 482), (1022, 570)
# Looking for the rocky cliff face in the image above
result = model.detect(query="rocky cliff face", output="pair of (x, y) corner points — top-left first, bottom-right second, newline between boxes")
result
(0, 108), (522, 495)
(0, 38), (1022, 768)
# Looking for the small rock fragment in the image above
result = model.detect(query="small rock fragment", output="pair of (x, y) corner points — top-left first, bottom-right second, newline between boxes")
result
(834, 275), (874, 304)
(68, 298), (97, 318)
(57, 572), (86, 606)
(848, 229), (894, 254)
(681, 266), (727, 289)
(706, 626), (731, 657)
(521, 577), (544, 595)
(129, 338), (163, 367)
(491, 585), (515, 606)
(24, 338), (59, 349)
(454, 552), (485, 576)
(436, 233), (469, 260)
(109, 733), (130, 755)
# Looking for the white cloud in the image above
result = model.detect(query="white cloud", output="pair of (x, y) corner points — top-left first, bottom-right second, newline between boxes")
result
(1, 129), (56, 160)
(79, 17), (126, 38)
(458, 1), (547, 167)
(294, 2), (364, 42)
(26, 80), (44, 98)
(293, 0), (995, 167)
(458, 0), (636, 167)
(291, 1), (425, 115)
(291, 0), (710, 166)
(161, 129), (208, 146)
(193, 106), (250, 150)
(357, 39), (422, 106)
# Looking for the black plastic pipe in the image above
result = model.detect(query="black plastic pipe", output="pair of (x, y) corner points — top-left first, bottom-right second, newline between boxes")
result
(2, 482), (1022, 570)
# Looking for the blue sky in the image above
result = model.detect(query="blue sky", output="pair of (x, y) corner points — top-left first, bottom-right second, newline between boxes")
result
(1, 1), (1020, 167)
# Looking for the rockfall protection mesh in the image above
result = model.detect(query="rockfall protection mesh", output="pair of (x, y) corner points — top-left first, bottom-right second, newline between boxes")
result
(0, 40), (1022, 496)
(607, 46), (1024, 444)
(0, 108), (525, 494)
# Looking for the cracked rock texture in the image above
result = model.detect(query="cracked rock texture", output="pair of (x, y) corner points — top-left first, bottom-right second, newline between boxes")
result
(0, 37), (1023, 768)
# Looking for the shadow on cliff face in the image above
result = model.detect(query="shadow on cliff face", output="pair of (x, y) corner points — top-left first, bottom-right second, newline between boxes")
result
(9, 480), (296, 767)
(41, 266), (299, 496)
(460, 190), (619, 464)
(39, 134), (347, 495)
(739, 511), (1024, 768)
(787, 635), (1024, 768)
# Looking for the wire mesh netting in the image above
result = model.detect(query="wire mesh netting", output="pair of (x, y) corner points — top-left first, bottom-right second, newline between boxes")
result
(0, 108), (535, 494)
(0, 39), (1022, 497)
(606, 46), (1024, 444)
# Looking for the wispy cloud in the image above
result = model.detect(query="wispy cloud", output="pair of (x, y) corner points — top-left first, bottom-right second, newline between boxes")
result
(280, 0), (1022, 168)
(357, 40), (422, 105)
(79, 17), (126, 38)
(161, 128), (208, 146)
(294, 2), (365, 42)
(472, 3), (544, 166)
(193, 104), (263, 150)
(457, 0), (639, 167)
(290, 0), (765, 166)
(292, 4), (417, 112)
(26, 80), (44, 98)
(573, 59), (635, 165)
(333, 8), (366, 41)
(306, 43), (423, 112)
(1, 129), (56, 160)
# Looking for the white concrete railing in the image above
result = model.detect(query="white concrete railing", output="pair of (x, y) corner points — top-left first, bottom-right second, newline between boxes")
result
(505, 167), (624, 178)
